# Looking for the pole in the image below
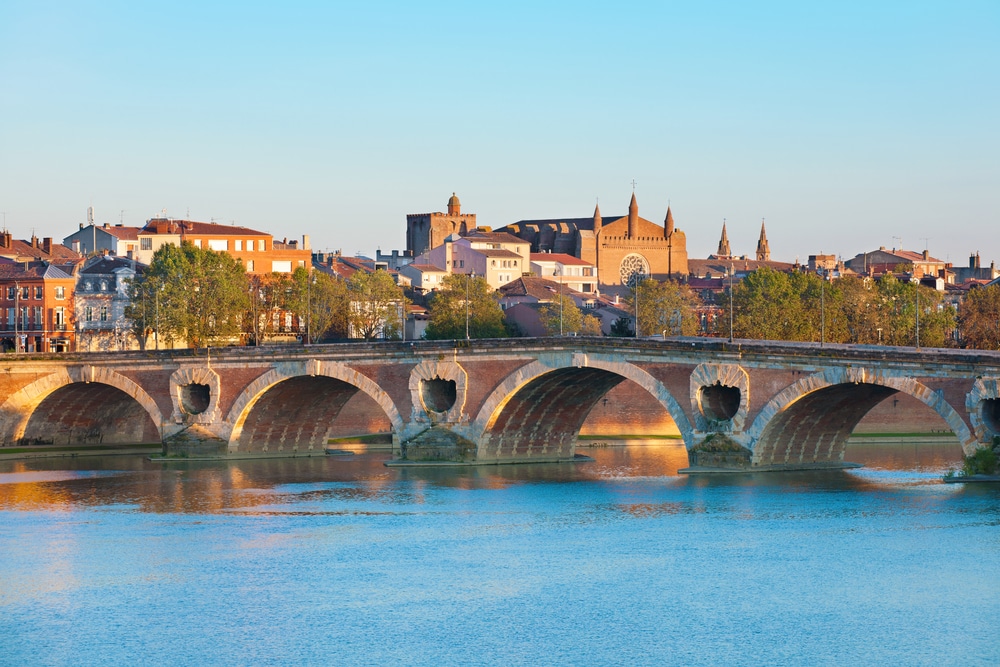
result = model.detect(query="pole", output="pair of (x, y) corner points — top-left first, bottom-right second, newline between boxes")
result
(154, 287), (159, 351)
(729, 264), (734, 343)
(915, 283), (920, 348)
(821, 275), (825, 347)
(13, 281), (19, 353)
(634, 280), (639, 338)
(306, 275), (311, 344)
(558, 269), (563, 336)
(465, 272), (471, 340)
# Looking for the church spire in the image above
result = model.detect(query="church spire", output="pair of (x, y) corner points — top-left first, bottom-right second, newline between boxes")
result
(717, 219), (732, 258)
(756, 218), (770, 262)
(663, 205), (674, 238)
(593, 201), (602, 234)
(628, 192), (638, 239)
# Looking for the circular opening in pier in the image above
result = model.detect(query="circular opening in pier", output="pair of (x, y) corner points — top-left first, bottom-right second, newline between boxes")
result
(181, 383), (211, 415)
(981, 398), (1000, 434)
(421, 378), (457, 413)
(698, 383), (741, 422)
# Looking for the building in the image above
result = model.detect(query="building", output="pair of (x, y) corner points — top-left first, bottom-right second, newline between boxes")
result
(64, 223), (143, 258)
(0, 260), (76, 352)
(845, 247), (947, 279)
(74, 256), (142, 352)
(406, 193), (477, 256)
(498, 193), (688, 293)
(411, 231), (531, 290)
(529, 253), (597, 294)
(136, 218), (311, 275)
(0, 232), (82, 265)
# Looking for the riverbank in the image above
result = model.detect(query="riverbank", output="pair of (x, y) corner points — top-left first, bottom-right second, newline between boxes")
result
(0, 443), (162, 461)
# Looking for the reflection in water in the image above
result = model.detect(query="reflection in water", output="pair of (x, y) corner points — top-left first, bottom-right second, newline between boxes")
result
(1, 442), (997, 666)
(0, 441), (969, 514)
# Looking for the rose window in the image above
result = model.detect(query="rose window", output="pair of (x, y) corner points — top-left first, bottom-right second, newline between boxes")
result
(619, 254), (650, 288)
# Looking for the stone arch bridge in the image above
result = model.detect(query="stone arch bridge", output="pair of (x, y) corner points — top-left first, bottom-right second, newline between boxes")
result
(0, 338), (998, 469)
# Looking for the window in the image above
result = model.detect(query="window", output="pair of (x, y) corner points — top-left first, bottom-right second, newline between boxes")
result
(235, 240), (243, 251)
(6, 287), (14, 300)
(54, 307), (65, 329)
(21, 287), (29, 300)
(84, 281), (93, 292)
(86, 307), (93, 322)
(100, 281), (108, 292)
(100, 306), (108, 322)
(258, 240), (266, 251)
(246, 241), (253, 252)
(54, 287), (65, 300)
(141, 238), (152, 250)
(272, 260), (292, 273)
(298, 260), (305, 268)
(193, 239), (202, 249)
(34, 287), (42, 299)
(246, 260), (255, 272)
(32, 307), (42, 330)
(208, 239), (228, 251)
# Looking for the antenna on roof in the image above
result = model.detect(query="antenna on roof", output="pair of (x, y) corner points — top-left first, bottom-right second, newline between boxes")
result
(920, 237), (930, 251)
(892, 236), (902, 251)
(120, 210), (125, 225)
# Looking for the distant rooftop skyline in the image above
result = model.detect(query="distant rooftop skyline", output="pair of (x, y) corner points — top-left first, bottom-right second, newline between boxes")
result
(1, 2), (997, 265)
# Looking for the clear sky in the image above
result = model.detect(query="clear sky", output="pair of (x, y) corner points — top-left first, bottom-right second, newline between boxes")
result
(1, 1), (997, 266)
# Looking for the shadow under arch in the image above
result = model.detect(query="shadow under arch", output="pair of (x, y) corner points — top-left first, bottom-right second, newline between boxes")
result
(226, 360), (403, 451)
(470, 356), (693, 462)
(747, 367), (976, 465)
(0, 366), (164, 445)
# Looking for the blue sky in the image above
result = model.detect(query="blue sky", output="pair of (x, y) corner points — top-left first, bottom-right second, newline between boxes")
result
(1, 1), (997, 265)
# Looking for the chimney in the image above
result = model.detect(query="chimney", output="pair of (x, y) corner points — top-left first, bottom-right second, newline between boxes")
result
(970, 253), (977, 269)
(0, 232), (9, 248)
(31, 235), (38, 248)
(922, 249), (929, 261)
(43, 238), (52, 254)
(445, 236), (454, 273)
(976, 252), (982, 269)
(302, 234), (311, 251)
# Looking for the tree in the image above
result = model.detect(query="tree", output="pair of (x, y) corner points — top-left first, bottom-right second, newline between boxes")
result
(538, 293), (583, 336)
(609, 316), (633, 337)
(959, 284), (1000, 350)
(286, 268), (351, 342)
(125, 242), (249, 349)
(627, 278), (702, 338)
(346, 270), (406, 340)
(425, 274), (508, 339)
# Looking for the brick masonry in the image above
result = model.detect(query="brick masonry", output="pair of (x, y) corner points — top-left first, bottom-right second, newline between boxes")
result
(0, 339), (996, 466)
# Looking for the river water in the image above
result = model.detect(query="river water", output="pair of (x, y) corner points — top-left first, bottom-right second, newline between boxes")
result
(1, 442), (997, 666)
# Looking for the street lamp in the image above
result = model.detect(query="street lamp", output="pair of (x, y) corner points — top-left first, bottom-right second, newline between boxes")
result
(729, 264), (735, 343)
(915, 283), (920, 349)
(820, 273), (825, 347)
(465, 272), (475, 340)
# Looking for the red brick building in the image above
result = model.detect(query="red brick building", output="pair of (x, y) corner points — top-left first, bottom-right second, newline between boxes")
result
(0, 261), (77, 352)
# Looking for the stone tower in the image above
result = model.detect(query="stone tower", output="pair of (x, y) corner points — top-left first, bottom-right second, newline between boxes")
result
(447, 192), (461, 216)
(756, 219), (770, 262)
(627, 193), (638, 239)
(406, 193), (477, 256)
(717, 220), (732, 258)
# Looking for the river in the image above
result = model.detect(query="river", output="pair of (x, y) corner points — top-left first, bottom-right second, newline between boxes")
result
(0, 442), (997, 666)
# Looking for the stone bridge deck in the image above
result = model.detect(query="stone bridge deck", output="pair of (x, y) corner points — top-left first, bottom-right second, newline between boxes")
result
(0, 337), (998, 469)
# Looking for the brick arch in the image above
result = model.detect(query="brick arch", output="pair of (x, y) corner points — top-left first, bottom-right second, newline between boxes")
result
(469, 353), (693, 461)
(748, 367), (977, 464)
(0, 366), (163, 445)
(225, 359), (403, 448)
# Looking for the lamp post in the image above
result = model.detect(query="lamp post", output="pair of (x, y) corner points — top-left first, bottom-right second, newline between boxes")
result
(820, 273), (825, 347)
(154, 285), (160, 351)
(558, 268), (564, 336)
(465, 272), (474, 340)
(13, 281), (19, 353)
(915, 283), (920, 349)
(306, 273), (312, 345)
(634, 277), (640, 338)
(729, 264), (734, 343)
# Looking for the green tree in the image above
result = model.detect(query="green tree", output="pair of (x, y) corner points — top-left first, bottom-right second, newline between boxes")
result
(627, 278), (702, 338)
(425, 274), (508, 339)
(538, 293), (583, 336)
(287, 268), (351, 342)
(959, 284), (1000, 350)
(346, 270), (406, 340)
(126, 242), (249, 349)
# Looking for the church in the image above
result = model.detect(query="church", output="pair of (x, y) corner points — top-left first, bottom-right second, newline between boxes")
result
(497, 193), (688, 293)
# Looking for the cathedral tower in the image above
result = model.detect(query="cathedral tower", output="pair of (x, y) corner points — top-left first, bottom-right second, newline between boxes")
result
(756, 219), (770, 262)
(717, 220), (732, 258)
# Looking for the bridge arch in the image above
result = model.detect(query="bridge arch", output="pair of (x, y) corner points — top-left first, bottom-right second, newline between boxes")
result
(469, 353), (693, 462)
(0, 366), (163, 445)
(226, 359), (403, 452)
(748, 367), (977, 464)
